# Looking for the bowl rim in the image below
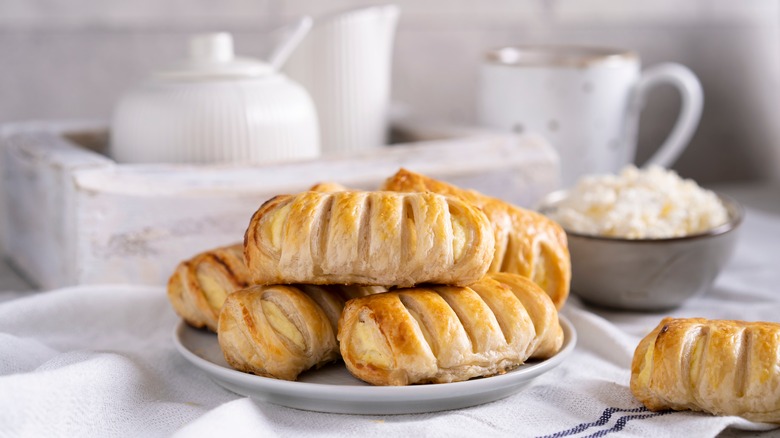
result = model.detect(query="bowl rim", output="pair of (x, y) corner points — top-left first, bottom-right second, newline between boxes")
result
(538, 190), (744, 243)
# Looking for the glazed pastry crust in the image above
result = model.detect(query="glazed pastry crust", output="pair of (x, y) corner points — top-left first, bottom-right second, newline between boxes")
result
(631, 317), (780, 423)
(167, 243), (250, 332)
(337, 273), (563, 386)
(218, 284), (379, 381)
(308, 181), (349, 193)
(484, 272), (563, 359)
(244, 190), (495, 287)
(381, 169), (571, 309)
(166, 181), (343, 331)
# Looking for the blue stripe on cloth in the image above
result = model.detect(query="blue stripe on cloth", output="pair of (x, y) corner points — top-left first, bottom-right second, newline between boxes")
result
(582, 410), (674, 438)
(536, 406), (672, 438)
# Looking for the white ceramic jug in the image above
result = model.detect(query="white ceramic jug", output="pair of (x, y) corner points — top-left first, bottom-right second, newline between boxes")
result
(284, 5), (400, 155)
(111, 32), (320, 164)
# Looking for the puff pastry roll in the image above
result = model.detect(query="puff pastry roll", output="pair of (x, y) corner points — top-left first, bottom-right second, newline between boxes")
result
(338, 273), (563, 385)
(308, 181), (348, 193)
(631, 317), (780, 423)
(244, 190), (494, 287)
(167, 243), (251, 331)
(218, 284), (382, 381)
(382, 169), (571, 309)
(485, 272), (563, 359)
(166, 181), (348, 331)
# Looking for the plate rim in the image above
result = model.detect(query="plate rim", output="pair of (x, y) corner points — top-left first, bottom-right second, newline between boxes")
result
(173, 315), (576, 399)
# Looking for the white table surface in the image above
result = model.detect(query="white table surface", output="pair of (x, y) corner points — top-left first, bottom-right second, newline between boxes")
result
(1, 182), (778, 438)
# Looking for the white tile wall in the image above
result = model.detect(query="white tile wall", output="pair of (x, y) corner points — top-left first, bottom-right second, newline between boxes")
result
(1, 0), (779, 183)
(0, 0), (273, 28)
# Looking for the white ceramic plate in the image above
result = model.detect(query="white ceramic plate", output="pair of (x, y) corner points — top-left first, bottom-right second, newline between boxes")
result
(173, 315), (576, 415)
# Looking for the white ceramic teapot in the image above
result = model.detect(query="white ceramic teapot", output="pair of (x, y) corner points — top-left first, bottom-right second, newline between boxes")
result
(111, 31), (320, 164)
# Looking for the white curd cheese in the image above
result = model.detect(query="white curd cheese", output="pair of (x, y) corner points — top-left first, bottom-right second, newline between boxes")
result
(548, 165), (729, 239)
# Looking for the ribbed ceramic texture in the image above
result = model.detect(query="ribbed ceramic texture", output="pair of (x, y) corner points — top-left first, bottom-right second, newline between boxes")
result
(111, 76), (319, 164)
(285, 5), (399, 155)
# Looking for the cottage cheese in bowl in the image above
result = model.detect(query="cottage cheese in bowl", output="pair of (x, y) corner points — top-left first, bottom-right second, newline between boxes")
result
(547, 165), (729, 239)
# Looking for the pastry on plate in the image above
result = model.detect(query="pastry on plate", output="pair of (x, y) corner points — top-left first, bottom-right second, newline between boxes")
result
(338, 273), (563, 385)
(244, 190), (495, 287)
(381, 168), (571, 309)
(631, 317), (780, 423)
(166, 180), (349, 331)
(486, 272), (563, 359)
(308, 181), (349, 193)
(167, 243), (250, 331)
(218, 283), (383, 381)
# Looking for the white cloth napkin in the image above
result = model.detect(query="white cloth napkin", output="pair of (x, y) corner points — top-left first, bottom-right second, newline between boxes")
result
(1, 208), (779, 438)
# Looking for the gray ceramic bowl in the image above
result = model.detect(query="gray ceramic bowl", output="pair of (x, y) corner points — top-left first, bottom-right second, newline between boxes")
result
(539, 191), (743, 311)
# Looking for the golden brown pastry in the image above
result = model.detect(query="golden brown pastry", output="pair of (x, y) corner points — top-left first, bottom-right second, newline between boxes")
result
(218, 284), (381, 381)
(166, 180), (352, 331)
(244, 190), (495, 287)
(381, 168), (571, 309)
(485, 272), (563, 359)
(308, 181), (348, 192)
(631, 317), (780, 423)
(168, 182), (346, 331)
(338, 273), (563, 385)
(167, 243), (251, 331)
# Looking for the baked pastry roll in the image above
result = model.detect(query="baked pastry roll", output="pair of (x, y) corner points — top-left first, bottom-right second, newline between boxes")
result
(338, 273), (563, 385)
(244, 190), (494, 287)
(166, 182), (344, 331)
(381, 169), (571, 309)
(308, 181), (348, 192)
(218, 283), (383, 381)
(167, 243), (250, 331)
(486, 272), (563, 359)
(631, 317), (780, 423)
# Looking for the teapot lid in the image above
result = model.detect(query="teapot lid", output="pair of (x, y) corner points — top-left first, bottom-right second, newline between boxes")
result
(155, 33), (273, 79)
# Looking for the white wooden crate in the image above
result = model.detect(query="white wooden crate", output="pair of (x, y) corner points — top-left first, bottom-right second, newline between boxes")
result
(0, 121), (560, 289)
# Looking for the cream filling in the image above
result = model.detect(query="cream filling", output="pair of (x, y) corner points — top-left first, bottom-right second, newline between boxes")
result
(267, 203), (292, 250)
(351, 317), (393, 369)
(261, 300), (305, 350)
(451, 214), (467, 261)
(197, 270), (229, 311)
(637, 342), (655, 386)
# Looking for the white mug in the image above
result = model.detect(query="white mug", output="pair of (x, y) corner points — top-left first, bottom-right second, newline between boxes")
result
(478, 46), (703, 187)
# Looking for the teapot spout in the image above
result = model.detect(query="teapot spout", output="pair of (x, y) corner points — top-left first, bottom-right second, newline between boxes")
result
(267, 16), (313, 71)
